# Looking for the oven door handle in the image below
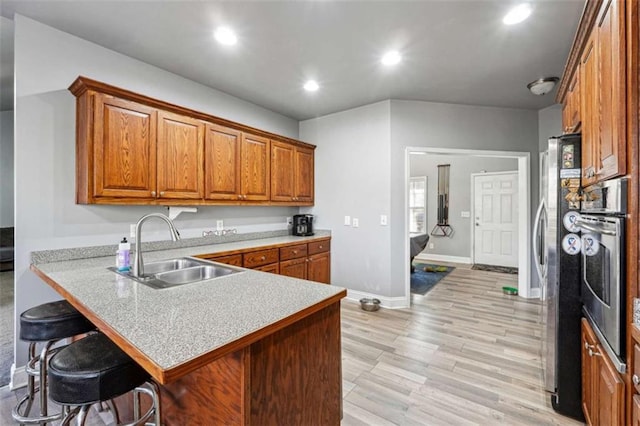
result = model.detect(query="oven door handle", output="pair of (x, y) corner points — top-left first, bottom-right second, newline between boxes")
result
(575, 218), (617, 236)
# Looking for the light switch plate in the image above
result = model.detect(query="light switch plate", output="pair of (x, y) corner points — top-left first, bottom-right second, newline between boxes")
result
(130, 224), (136, 238)
(344, 216), (351, 226)
(380, 215), (388, 226)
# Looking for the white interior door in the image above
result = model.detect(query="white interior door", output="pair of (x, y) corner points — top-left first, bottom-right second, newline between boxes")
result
(473, 172), (519, 267)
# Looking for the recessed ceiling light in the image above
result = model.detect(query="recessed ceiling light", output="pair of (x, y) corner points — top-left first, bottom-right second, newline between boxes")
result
(381, 51), (401, 66)
(303, 80), (319, 92)
(503, 4), (532, 25)
(214, 26), (237, 46)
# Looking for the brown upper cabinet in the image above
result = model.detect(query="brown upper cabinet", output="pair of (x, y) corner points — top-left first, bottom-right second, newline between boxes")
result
(157, 110), (204, 199)
(241, 133), (271, 201)
(560, 0), (626, 186)
(203, 126), (271, 201)
(271, 141), (314, 203)
(70, 76), (314, 206)
(90, 94), (158, 200)
(562, 67), (581, 134)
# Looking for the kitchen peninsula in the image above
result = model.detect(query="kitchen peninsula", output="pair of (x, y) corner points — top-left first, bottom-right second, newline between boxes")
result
(30, 237), (346, 424)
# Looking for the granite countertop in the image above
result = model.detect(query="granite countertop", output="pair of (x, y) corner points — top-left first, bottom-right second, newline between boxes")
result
(31, 232), (344, 384)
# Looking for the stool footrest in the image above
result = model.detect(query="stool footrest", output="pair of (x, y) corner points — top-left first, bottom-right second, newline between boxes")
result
(12, 393), (63, 424)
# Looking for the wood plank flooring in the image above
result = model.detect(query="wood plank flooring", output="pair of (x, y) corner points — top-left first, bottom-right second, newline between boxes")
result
(0, 264), (584, 425)
(341, 263), (583, 425)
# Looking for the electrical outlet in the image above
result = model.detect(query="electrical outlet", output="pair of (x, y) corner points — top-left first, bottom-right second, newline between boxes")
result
(287, 217), (293, 225)
(130, 224), (136, 238)
(352, 218), (359, 228)
(344, 216), (351, 226)
(429, 243), (434, 249)
(461, 211), (470, 218)
(216, 220), (224, 231)
(380, 215), (388, 226)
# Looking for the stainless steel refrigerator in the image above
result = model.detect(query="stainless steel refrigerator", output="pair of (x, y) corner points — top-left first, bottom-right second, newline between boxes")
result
(533, 133), (583, 421)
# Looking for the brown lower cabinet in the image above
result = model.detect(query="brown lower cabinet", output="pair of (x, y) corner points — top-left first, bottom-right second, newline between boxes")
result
(582, 318), (625, 425)
(633, 396), (640, 426)
(195, 237), (331, 284)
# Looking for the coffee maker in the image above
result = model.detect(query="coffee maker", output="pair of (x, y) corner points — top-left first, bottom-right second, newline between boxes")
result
(292, 214), (314, 236)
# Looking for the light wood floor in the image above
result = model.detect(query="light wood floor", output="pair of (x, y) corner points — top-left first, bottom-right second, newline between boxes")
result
(0, 264), (583, 425)
(341, 263), (583, 425)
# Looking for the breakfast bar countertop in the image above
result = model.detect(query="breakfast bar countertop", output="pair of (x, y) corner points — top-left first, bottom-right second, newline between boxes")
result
(30, 233), (345, 384)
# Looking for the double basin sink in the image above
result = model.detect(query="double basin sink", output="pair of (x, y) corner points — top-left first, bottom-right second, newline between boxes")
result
(109, 257), (243, 289)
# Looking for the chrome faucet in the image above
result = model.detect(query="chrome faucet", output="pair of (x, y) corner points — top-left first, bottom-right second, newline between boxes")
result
(132, 213), (181, 278)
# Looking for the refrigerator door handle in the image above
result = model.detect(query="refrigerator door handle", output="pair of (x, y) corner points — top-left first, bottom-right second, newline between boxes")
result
(532, 198), (546, 300)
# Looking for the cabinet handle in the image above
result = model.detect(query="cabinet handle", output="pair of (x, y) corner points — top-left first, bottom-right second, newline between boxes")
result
(293, 250), (298, 254)
(160, 191), (165, 196)
(260, 256), (266, 261)
(633, 375), (640, 386)
(588, 348), (601, 357)
(151, 191), (156, 197)
(319, 245), (323, 249)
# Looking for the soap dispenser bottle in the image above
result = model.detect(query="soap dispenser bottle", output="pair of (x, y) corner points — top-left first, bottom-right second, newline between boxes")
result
(116, 237), (131, 271)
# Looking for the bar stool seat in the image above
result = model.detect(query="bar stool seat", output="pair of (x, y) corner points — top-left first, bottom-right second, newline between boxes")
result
(20, 300), (94, 342)
(13, 300), (96, 424)
(49, 333), (161, 426)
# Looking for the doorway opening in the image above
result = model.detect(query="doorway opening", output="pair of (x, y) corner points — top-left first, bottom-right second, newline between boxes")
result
(404, 147), (531, 307)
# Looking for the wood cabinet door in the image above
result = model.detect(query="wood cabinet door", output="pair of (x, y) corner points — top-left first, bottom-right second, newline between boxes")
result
(157, 111), (204, 199)
(255, 263), (280, 274)
(294, 146), (314, 202)
(595, 0), (626, 180)
(580, 32), (599, 186)
(270, 140), (295, 202)
(204, 124), (242, 200)
(240, 133), (270, 201)
(582, 319), (598, 425)
(280, 258), (307, 280)
(307, 252), (330, 284)
(597, 342), (625, 426)
(562, 69), (581, 134)
(93, 94), (157, 199)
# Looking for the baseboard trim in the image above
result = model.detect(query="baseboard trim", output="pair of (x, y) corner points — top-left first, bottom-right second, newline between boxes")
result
(345, 289), (409, 309)
(527, 288), (541, 300)
(10, 363), (28, 390)
(415, 254), (471, 264)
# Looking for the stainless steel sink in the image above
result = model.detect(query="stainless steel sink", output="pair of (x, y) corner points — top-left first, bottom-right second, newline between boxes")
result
(108, 257), (243, 289)
(143, 258), (202, 275)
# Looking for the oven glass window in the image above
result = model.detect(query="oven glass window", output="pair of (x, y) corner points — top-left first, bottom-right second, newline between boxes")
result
(583, 241), (610, 306)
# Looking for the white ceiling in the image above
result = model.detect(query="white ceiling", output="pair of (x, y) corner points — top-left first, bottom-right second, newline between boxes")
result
(0, 1), (584, 119)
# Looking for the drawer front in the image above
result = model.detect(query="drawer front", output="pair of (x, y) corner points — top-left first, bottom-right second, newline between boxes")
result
(308, 239), (330, 255)
(280, 244), (308, 261)
(205, 254), (243, 267)
(244, 248), (279, 268)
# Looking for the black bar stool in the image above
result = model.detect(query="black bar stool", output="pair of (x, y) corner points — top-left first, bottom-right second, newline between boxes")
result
(13, 300), (95, 424)
(48, 332), (162, 426)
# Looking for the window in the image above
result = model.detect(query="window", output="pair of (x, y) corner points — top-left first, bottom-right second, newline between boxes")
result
(409, 176), (427, 234)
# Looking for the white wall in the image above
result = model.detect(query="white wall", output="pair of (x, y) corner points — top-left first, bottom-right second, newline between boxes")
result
(0, 111), (13, 227)
(410, 154), (518, 259)
(538, 104), (563, 152)
(12, 15), (300, 369)
(300, 101), (392, 297)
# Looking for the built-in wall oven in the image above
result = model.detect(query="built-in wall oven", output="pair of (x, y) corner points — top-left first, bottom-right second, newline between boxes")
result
(577, 177), (627, 373)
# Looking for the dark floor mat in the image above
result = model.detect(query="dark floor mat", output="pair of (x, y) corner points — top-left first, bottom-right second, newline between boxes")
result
(471, 264), (518, 274)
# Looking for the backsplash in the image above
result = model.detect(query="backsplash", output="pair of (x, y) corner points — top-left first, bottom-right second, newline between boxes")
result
(31, 229), (295, 264)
